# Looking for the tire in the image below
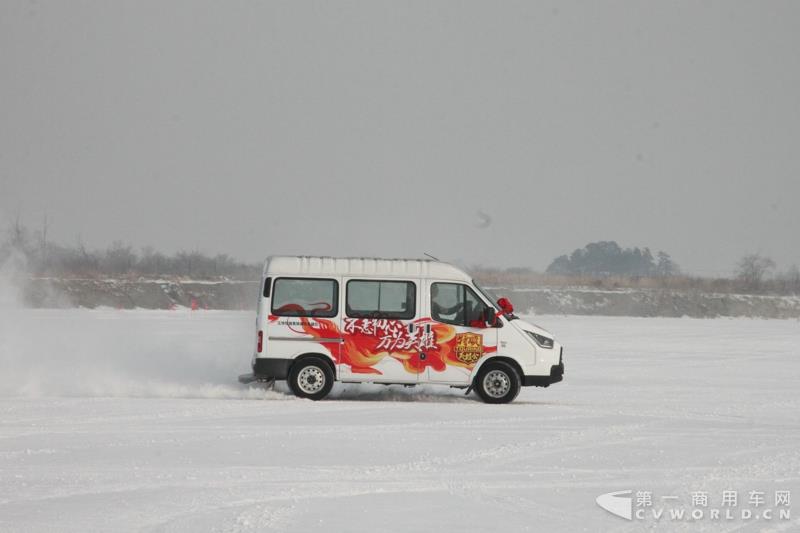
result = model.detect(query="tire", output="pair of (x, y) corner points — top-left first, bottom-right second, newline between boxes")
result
(288, 357), (334, 400)
(475, 361), (521, 404)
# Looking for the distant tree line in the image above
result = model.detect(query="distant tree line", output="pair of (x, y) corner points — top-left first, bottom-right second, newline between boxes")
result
(475, 243), (799, 295)
(1, 220), (260, 280)
(3, 221), (799, 294)
(546, 241), (679, 277)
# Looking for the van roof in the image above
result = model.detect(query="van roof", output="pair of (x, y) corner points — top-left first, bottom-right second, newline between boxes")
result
(263, 256), (472, 282)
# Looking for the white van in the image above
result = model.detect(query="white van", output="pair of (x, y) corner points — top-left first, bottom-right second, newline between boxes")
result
(239, 256), (564, 403)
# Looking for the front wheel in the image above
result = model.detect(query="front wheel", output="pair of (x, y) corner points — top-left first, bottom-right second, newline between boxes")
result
(475, 361), (521, 404)
(288, 357), (334, 400)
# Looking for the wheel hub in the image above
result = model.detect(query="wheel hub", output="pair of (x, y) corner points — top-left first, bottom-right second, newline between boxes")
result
(297, 366), (325, 394)
(483, 370), (510, 398)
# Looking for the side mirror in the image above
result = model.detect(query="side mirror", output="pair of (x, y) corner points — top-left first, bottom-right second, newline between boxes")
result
(497, 297), (514, 314)
(482, 306), (501, 327)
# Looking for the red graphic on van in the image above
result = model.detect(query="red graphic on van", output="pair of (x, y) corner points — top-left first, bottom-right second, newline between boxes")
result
(343, 318), (436, 352)
(270, 315), (496, 375)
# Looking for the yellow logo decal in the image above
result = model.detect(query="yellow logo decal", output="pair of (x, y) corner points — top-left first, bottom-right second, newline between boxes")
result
(455, 332), (483, 365)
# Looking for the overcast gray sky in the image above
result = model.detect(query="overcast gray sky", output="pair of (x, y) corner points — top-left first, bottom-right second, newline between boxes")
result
(1, 1), (798, 275)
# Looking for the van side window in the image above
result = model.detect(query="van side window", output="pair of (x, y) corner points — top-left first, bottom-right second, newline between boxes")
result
(346, 280), (415, 320)
(271, 278), (338, 318)
(431, 283), (487, 327)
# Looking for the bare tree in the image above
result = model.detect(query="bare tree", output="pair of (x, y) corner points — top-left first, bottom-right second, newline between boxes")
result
(102, 241), (136, 275)
(655, 251), (680, 277)
(40, 214), (48, 250)
(38, 214), (49, 273)
(735, 253), (776, 291)
(779, 264), (800, 294)
(11, 212), (26, 249)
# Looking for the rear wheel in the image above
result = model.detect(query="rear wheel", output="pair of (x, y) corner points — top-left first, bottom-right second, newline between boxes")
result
(475, 361), (521, 404)
(288, 357), (334, 400)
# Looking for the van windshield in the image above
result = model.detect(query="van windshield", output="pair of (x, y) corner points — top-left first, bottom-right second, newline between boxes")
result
(473, 280), (501, 311)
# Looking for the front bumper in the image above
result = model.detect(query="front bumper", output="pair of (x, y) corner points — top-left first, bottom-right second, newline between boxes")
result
(522, 349), (564, 387)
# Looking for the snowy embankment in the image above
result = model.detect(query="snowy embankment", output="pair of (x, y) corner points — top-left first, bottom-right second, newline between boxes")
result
(0, 310), (798, 532)
(503, 287), (800, 319)
(22, 278), (800, 318)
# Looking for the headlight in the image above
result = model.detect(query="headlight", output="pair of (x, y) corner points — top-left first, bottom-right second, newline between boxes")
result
(526, 330), (554, 349)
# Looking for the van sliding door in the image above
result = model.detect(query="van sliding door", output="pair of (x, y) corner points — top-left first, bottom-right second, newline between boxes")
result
(338, 278), (422, 383)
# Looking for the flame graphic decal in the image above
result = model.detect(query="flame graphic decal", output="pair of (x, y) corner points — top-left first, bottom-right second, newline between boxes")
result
(270, 312), (497, 375)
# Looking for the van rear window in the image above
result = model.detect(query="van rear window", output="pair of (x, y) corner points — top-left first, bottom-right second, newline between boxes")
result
(346, 280), (415, 320)
(271, 278), (338, 317)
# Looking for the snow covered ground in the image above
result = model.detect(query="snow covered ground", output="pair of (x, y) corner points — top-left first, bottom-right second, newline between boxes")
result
(1, 310), (798, 532)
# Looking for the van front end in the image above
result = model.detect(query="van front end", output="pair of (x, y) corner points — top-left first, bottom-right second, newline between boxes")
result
(521, 341), (565, 387)
(504, 320), (565, 388)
